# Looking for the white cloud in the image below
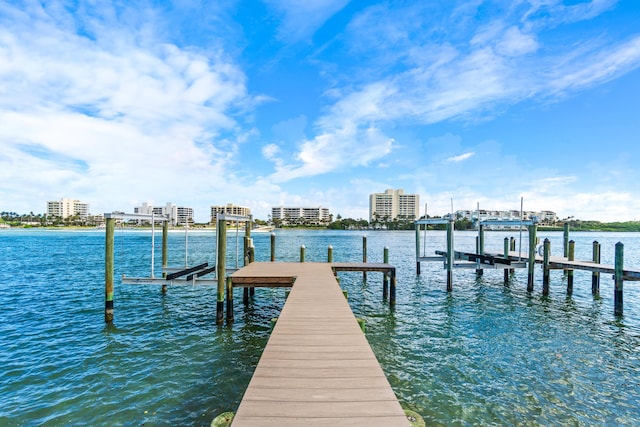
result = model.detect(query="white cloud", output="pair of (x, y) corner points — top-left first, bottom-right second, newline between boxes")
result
(446, 152), (475, 163)
(0, 1), (254, 221)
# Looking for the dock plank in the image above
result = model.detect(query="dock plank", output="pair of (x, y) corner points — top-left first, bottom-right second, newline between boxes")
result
(231, 262), (408, 427)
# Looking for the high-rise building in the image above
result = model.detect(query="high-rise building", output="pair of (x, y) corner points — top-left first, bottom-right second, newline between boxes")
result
(369, 189), (419, 222)
(46, 198), (90, 219)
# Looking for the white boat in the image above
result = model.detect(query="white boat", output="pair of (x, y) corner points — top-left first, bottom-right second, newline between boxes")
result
(252, 225), (275, 233)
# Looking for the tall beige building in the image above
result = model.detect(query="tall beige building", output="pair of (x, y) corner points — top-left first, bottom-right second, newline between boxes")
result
(211, 204), (251, 223)
(46, 198), (90, 219)
(369, 189), (419, 222)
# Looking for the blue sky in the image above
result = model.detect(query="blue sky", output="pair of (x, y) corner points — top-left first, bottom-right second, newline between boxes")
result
(1, 0), (639, 223)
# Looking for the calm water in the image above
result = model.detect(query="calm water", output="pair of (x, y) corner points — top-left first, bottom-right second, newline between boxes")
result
(1, 228), (639, 426)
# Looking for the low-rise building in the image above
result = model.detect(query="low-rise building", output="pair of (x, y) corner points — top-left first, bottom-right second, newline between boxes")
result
(133, 202), (193, 226)
(211, 204), (251, 223)
(271, 206), (331, 225)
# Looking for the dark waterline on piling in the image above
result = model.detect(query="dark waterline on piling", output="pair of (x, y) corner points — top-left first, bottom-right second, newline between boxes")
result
(1, 229), (639, 425)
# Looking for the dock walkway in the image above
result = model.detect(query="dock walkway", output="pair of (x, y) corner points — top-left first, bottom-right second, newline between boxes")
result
(230, 262), (408, 426)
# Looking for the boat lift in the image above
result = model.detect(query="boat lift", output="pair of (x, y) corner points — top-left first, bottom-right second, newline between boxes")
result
(414, 217), (536, 291)
(103, 212), (252, 324)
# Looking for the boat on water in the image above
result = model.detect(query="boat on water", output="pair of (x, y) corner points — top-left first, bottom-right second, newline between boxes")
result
(252, 225), (275, 233)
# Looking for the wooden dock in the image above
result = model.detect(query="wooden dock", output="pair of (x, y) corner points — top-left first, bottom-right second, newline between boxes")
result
(230, 262), (409, 426)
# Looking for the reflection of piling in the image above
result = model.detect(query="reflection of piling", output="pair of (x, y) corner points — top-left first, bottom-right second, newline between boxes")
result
(542, 238), (550, 295)
(592, 241), (601, 296)
(614, 242), (624, 316)
(527, 224), (537, 292)
(216, 217), (226, 325)
(567, 240), (575, 295)
(105, 217), (115, 323)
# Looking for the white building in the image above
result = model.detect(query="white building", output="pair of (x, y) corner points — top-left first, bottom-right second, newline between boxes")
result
(133, 202), (193, 226)
(369, 189), (419, 223)
(452, 209), (557, 224)
(211, 204), (251, 223)
(46, 198), (90, 219)
(271, 206), (331, 225)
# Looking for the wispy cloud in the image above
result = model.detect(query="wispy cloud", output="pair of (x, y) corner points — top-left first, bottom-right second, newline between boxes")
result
(267, 0), (640, 184)
(446, 152), (475, 163)
(264, 0), (350, 43)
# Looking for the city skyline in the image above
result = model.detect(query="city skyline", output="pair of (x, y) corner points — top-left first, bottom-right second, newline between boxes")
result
(1, 1), (639, 223)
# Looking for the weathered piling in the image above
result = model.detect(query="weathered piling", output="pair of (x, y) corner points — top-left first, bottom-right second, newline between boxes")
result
(527, 224), (537, 292)
(270, 232), (276, 262)
(592, 240), (601, 296)
(327, 245), (333, 262)
(216, 217), (227, 325)
(300, 245), (305, 262)
(509, 236), (516, 275)
(476, 225), (484, 276)
(503, 237), (510, 283)
(563, 223), (570, 257)
(383, 247), (389, 299)
(415, 225), (421, 275)
(226, 276), (234, 323)
(567, 240), (575, 295)
(161, 221), (168, 294)
(362, 235), (367, 281)
(614, 242), (624, 316)
(446, 221), (454, 292)
(390, 269), (397, 305)
(542, 238), (550, 295)
(105, 217), (115, 323)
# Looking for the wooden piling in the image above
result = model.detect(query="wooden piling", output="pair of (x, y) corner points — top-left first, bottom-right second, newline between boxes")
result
(300, 245), (305, 263)
(216, 217), (227, 325)
(270, 232), (276, 262)
(327, 245), (333, 263)
(415, 224), (421, 275)
(614, 242), (624, 316)
(446, 221), (454, 292)
(226, 276), (234, 323)
(105, 217), (115, 323)
(362, 235), (367, 281)
(563, 223), (569, 258)
(161, 221), (168, 294)
(249, 243), (255, 298)
(527, 224), (537, 292)
(509, 236), (516, 275)
(383, 247), (389, 300)
(592, 240), (601, 296)
(542, 238), (550, 295)
(504, 237), (510, 283)
(390, 269), (396, 306)
(567, 240), (575, 295)
(476, 225), (484, 276)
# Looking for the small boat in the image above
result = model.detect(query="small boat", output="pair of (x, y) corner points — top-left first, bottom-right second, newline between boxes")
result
(252, 225), (275, 233)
